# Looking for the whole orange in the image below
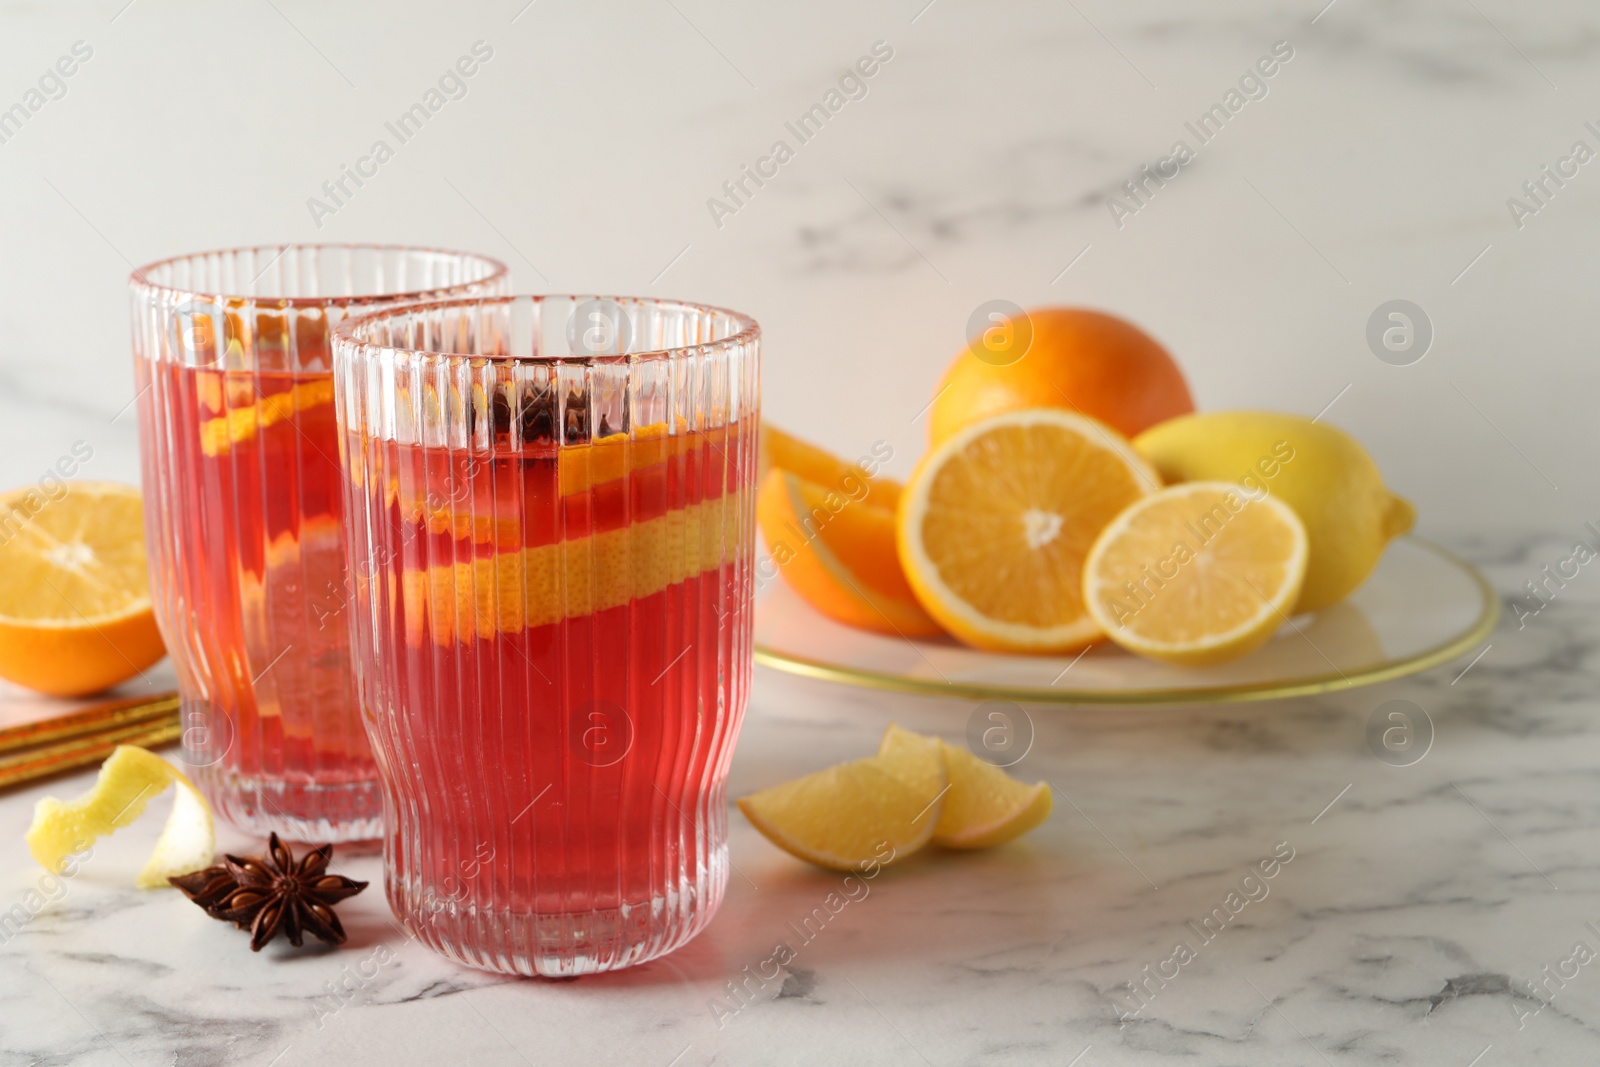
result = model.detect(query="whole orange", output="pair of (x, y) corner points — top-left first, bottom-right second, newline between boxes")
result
(929, 308), (1194, 445)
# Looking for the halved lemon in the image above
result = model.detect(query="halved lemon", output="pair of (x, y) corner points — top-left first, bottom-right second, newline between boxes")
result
(0, 482), (166, 696)
(896, 409), (1158, 652)
(757, 468), (942, 637)
(738, 746), (946, 870)
(933, 740), (1053, 850)
(1082, 481), (1308, 666)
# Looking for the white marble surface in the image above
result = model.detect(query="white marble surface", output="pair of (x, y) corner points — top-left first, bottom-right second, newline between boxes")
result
(2, 0), (1599, 1064)
(3, 535), (1596, 1067)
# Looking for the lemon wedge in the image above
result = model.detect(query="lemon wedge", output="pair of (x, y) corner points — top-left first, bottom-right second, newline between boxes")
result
(932, 740), (1053, 850)
(738, 748), (945, 871)
(26, 745), (216, 888)
(739, 724), (1054, 868)
(876, 723), (946, 798)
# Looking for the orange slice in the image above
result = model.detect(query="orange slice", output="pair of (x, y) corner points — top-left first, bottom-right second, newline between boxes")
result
(759, 423), (900, 511)
(199, 379), (334, 456)
(401, 493), (748, 645)
(896, 409), (1158, 652)
(557, 419), (701, 497)
(382, 421), (727, 544)
(757, 468), (941, 637)
(1082, 481), (1309, 666)
(0, 482), (166, 696)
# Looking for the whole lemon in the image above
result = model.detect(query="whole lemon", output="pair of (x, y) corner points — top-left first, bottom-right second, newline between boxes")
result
(1133, 412), (1415, 613)
(929, 308), (1194, 446)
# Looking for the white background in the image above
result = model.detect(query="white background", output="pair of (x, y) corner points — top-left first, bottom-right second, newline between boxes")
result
(0, 0), (1594, 536)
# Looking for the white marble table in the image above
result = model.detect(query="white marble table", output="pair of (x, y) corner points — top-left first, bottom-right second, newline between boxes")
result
(2, 539), (1592, 1066)
(2, 0), (1599, 1063)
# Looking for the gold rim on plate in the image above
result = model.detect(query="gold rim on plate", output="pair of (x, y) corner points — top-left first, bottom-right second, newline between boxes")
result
(752, 538), (1500, 706)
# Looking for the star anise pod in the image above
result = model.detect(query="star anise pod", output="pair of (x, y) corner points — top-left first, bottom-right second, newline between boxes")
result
(170, 833), (368, 952)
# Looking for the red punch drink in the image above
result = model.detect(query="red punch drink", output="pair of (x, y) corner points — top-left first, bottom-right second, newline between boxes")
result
(149, 364), (367, 797)
(336, 295), (759, 975)
(131, 246), (507, 840)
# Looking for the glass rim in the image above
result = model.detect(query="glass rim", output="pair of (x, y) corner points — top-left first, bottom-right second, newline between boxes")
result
(128, 242), (510, 309)
(332, 293), (761, 365)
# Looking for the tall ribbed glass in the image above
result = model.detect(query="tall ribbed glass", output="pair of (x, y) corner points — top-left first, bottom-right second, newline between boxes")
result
(130, 245), (509, 842)
(332, 295), (759, 975)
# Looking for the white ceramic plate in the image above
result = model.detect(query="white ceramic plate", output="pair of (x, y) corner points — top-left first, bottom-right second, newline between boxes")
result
(753, 538), (1498, 705)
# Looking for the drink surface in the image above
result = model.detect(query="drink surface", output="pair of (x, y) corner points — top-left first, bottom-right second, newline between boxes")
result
(348, 415), (755, 929)
(145, 363), (374, 787)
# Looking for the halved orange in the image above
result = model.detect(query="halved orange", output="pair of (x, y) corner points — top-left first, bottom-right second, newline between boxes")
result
(0, 482), (166, 695)
(1083, 481), (1308, 665)
(757, 468), (942, 637)
(896, 409), (1158, 652)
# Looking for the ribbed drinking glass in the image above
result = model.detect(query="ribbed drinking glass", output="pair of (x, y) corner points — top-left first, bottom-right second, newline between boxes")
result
(130, 245), (509, 842)
(333, 295), (759, 975)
